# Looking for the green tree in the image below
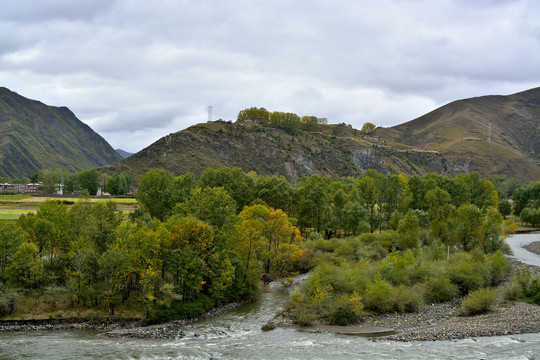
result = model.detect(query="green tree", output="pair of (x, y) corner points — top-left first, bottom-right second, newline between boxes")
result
(6, 242), (43, 289)
(256, 175), (294, 214)
(382, 174), (411, 224)
(237, 107), (270, 124)
(497, 200), (512, 220)
(0, 223), (27, 282)
(342, 201), (369, 236)
(198, 167), (256, 211)
(78, 169), (100, 195)
(426, 187), (456, 245)
(177, 187), (237, 230)
(397, 210), (421, 249)
(359, 122), (377, 136)
(99, 248), (130, 315)
(296, 175), (331, 234)
(455, 204), (484, 251)
(136, 169), (174, 221)
(354, 173), (383, 233)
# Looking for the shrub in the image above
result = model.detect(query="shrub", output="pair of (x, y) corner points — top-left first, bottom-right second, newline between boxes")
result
(356, 241), (388, 261)
(486, 251), (512, 286)
(335, 243), (356, 260)
(448, 259), (488, 295)
(329, 307), (358, 325)
(522, 276), (540, 305)
(327, 293), (363, 325)
(425, 276), (460, 303)
(500, 277), (521, 301)
(363, 275), (393, 313)
(146, 295), (215, 324)
(459, 288), (498, 316)
(390, 284), (424, 312)
(0, 286), (18, 316)
(294, 305), (316, 326)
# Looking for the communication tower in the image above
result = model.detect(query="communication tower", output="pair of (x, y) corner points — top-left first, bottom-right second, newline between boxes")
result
(208, 105), (213, 122)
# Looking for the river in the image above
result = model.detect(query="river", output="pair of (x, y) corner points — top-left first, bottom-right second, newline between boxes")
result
(1, 234), (539, 360)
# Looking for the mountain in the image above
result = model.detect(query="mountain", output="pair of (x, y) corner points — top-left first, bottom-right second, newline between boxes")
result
(377, 87), (540, 183)
(104, 88), (540, 183)
(116, 149), (134, 158)
(0, 87), (122, 178)
(103, 120), (447, 183)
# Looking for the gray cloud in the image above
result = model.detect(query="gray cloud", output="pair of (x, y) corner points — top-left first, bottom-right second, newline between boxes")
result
(1, 0), (538, 153)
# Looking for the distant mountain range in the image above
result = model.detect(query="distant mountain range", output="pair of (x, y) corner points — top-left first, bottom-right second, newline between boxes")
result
(0, 87), (122, 179)
(104, 88), (540, 183)
(116, 149), (133, 159)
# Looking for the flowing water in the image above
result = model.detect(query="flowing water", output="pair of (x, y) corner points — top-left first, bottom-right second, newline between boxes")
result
(1, 234), (540, 360)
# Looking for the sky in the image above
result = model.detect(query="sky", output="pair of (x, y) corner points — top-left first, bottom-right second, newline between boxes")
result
(1, 0), (539, 153)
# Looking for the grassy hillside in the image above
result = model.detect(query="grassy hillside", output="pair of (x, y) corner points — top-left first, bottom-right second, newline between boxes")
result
(378, 87), (540, 183)
(103, 120), (446, 183)
(0, 87), (122, 178)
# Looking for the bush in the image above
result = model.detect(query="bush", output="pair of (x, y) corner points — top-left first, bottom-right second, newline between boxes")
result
(327, 293), (363, 325)
(425, 276), (460, 303)
(448, 259), (489, 295)
(486, 251), (512, 286)
(0, 287), (18, 316)
(390, 284), (424, 312)
(459, 288), (498, 316)
(329, 307), (357, 325)
(363, 275), (393, 313)
(146, 295), (215, 324)
(522, 276), (540, 305)
(356, 241), (388, 261)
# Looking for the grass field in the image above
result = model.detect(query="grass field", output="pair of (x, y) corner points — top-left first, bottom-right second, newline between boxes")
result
(0, 196), (138, 220)
(0, 194), (32, 201)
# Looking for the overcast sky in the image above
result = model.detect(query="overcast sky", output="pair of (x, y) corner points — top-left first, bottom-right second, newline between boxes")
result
(1, 0), (539, 153)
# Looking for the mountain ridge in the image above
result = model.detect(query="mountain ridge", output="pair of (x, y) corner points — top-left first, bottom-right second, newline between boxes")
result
(0, 87), (122, 178)
(105, 87), (540, 183)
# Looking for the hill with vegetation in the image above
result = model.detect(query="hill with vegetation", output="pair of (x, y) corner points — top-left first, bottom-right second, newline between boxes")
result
(103, 120), (446, 183)
(378, 87), (540, 183)
(104, 88), (540, 183)
(0, 87), (122, 178)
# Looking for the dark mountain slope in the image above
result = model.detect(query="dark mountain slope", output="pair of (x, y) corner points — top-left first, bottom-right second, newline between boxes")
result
(0, 87), (122, 178)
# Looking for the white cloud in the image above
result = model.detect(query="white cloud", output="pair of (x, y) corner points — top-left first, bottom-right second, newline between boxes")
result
(0, 0), (539, 153)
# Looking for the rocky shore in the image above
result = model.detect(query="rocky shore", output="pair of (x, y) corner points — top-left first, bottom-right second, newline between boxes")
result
(0, 317), (142, 332)
(0, 299), (250, 338)
(378, 301), (540, 341)
(102, 299), (251, 339)
(264, 258), (540, 342)
(524, 241), (540, 256)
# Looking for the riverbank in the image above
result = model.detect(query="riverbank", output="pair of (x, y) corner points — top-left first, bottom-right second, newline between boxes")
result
(266, 259), (540, 341)
(0, 299), (252, 337)
(101, 299), (252, 339)
(524, 241), (540, 256)
(0, 317), (142, 332)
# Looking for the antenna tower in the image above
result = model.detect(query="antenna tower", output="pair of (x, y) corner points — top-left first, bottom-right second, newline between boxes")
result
(207, 105), (213, 122)
(488, 123), (492, 142)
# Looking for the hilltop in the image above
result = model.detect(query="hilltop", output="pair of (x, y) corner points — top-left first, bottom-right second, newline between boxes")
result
(0, 87), (122, 178)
